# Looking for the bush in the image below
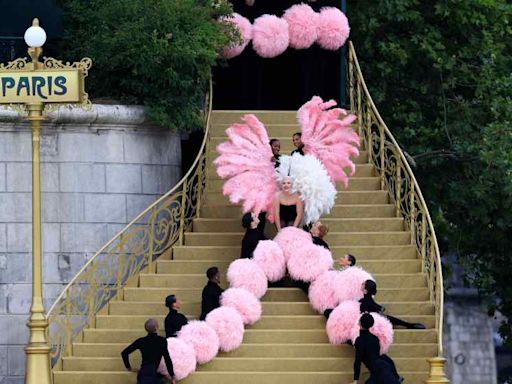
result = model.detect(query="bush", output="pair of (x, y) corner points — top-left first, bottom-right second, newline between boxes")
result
(60, 0), (235, 131)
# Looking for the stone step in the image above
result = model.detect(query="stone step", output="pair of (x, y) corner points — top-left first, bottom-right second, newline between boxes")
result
(193, 216), (402, 233)
(53, 371), (429, 384)
(210, 122), (359, 137)
(156, 259), (421, 274)
(82, 328), (438, 344)
(107, 301), (434, 317)
(208, 149), (369, 165)
(72, 342), (437, 358)
(200, 204), (396, 219)
(172, 245), (418, 260)
(95, 314), (435, 330)
(138, 273), (427, 289)
(123, 287), (429, 303)
(184, 231), (412, 247)
(207, 162), (375, 179)
(62, 356), (429, 372)
(206, 177), (381, 192)
(203, 190), (388, 206)
(211, 110), (300, 125)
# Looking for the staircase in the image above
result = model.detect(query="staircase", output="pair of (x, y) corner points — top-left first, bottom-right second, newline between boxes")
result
(52, 110), (437, 384)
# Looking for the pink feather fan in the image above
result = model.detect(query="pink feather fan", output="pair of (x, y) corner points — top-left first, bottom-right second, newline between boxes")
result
(221, 287), (262, 325)
(220, 13), (253, 59)
(252, 240), (287, 282)
(205, 306), (245, 352)
(214, 114), (277, 221)
(273, 226), (312, 261)
(177, 321), (219, 364)
(297, 96), (360, 188)
(287, 243), (333, 283)
(227, 258), (268, 299)
(158, 337), (196, 380)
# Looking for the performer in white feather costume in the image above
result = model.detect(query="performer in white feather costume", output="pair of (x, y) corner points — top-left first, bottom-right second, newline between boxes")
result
(214, 96), (359, 225)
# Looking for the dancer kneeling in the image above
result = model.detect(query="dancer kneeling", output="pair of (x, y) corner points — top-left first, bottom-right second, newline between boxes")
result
(121, 318), (176, 384)
(351, 313), (402, 384)
(361, 280), (425, 330)
(273, 176), (304, 231)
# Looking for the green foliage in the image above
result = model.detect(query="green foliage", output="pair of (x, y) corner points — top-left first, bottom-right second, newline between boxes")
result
(59, 0), (235, 131)
(348, 0), (512, 343)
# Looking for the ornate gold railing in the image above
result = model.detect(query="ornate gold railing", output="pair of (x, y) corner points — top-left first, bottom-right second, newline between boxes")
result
(347, 42), (445, 358)
(47, 79), (213, 368)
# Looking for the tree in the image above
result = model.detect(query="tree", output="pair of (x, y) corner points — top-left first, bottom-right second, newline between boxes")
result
(347, 0), (512, 344)
(60, 0), (235, 131)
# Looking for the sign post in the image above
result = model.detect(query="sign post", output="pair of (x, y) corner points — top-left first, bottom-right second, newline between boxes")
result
(0, 18), (91, 384)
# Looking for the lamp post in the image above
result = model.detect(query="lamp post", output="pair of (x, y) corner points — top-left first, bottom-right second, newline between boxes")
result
(0, 19), (92, 384)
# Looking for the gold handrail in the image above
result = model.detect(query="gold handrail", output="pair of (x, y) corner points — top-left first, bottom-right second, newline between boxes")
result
(347, 42), (444, 357)
(47, 78), (213, 367)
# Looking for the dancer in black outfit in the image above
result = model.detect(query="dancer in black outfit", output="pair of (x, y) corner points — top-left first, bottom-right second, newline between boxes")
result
(360, 280), (426, 329)
(164, 295), (188, 338)
(121, 318), (176, 384)
(270, 139), (281, 168)
(241, 212), (267, 258)
(199, 267), (224, 320)
(310, 221), (329, 249)
(351, 313), (402, 384)
(291, 132), (305, 156)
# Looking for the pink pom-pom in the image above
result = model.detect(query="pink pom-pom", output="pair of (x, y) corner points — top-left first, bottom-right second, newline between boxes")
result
(252, 15), (289, 58)
(325, 301), (361, 344)
(282, 4), (319, 49)
(369, 314), (394, 355)
(274, 227), (312, 261)
(158, 338), (196, 380)
(316, 7), (350, 50)
(205, 307), (245, 352)
(221, 288), (262, 325)
(177, 321), (219, 364)
(308, 270), (341, 313)
(220, 13), (253, 59)
(253, 240), (286, 282)
(287, 243), (333, 282)
(335, 266), (374, 303)
(227, 258), (268, 298)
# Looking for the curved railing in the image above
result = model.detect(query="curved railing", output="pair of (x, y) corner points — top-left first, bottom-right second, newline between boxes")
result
(47, 79), (213, 367)
(347, 42), (444, 357)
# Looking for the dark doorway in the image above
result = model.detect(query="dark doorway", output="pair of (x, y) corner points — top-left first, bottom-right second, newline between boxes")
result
(213, 0), (342, 111)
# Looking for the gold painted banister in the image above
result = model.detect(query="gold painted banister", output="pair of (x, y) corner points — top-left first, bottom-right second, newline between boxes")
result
(347, 42), (445, 358)
(47, 78), (213, 367)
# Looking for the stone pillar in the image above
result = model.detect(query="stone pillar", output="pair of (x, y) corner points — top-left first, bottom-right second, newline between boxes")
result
(0, 105), (182, 383)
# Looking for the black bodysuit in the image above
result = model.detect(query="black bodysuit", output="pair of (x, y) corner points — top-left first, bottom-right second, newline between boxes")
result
(279, 204), (297, 224)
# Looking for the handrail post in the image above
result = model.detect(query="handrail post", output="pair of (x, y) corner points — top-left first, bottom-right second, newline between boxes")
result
(395, 154), (402, 217)
(421, 214), (427, 272)
(366, 101), (373, 164)
(410, 182), (416, 243)
(178, 176), (189, 246)
(379, 125), (385, 190)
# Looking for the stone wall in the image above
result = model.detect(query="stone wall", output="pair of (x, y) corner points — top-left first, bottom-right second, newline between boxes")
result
(0, 105), (182, 383)
(444, 295), (498, 384)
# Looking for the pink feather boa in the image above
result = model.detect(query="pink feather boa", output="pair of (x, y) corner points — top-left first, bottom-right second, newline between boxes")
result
(227, 258), (268, 298)
(252, 240), (286, 282)
(205, 307), (245, 352)
(177, 321), (219, 364)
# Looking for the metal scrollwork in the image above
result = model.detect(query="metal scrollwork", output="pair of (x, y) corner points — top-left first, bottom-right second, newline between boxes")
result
(348, 42), (444, 357)
(47, 79), (213, 367)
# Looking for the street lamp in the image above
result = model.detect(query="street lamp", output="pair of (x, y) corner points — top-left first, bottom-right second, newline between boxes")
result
(0, 19), (92, 384)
